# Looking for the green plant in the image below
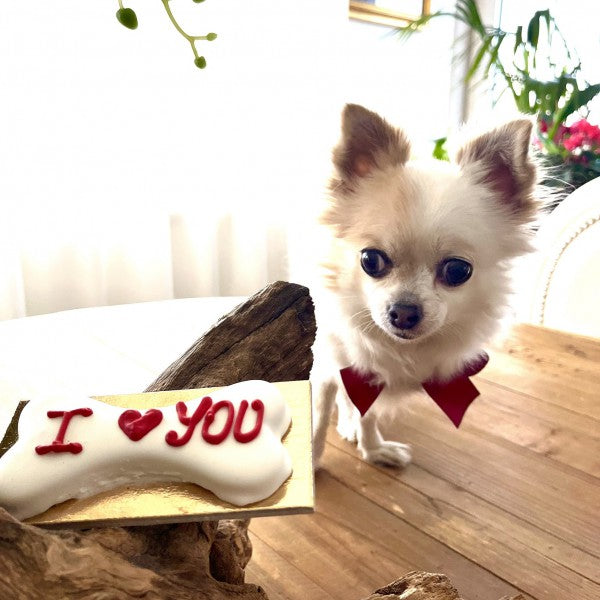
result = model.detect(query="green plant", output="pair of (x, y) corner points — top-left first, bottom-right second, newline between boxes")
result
(400, 1), (599, 127)
(399, 1), (600, 191)
(538, 118), (600, 198)
(432, 137), (449, 161)
(116, 0), (217, 69)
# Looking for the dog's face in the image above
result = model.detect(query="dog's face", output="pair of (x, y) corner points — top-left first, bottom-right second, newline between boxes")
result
(321, 104), (538, 346)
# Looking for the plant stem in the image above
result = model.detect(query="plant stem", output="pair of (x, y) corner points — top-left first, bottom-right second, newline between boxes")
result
(159, 0), (214, 61)
(160, 0), (191, 42)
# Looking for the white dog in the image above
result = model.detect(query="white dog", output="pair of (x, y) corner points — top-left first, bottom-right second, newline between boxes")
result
(311, 104), (539, 468)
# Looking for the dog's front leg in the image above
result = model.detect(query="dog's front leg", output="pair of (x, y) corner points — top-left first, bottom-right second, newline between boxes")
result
(356, 411), (412, 468)
(335, 386), (360, 443)
(311, 377), (337, 468)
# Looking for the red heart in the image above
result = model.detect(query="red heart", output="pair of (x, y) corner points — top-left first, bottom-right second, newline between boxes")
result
(118, 409), (163, 441)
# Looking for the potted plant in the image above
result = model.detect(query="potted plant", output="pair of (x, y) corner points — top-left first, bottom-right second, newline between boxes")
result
(400, 0), (600, 199)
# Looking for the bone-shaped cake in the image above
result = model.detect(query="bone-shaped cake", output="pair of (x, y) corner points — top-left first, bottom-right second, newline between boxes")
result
(0, 380), (292, 520)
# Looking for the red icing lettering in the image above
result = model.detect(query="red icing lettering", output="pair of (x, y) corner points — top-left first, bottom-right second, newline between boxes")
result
(118, 409), (163, 441)
(233, 400), (264, 443)
(202, 401), (234, 445)
(165, 397), (212, 447)
(165, 396), (265, 446)
(35, 408), (93, 455)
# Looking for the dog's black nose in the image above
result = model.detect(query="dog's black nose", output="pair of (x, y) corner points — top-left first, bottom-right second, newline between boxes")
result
(388, 303), (422, 330)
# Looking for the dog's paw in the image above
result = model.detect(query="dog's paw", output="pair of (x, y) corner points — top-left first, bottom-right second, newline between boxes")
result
(336, 419), (358, 444)
(360, 441), (412, 468)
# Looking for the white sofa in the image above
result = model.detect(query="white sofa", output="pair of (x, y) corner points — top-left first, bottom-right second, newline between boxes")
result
(518, 177), (600, 338)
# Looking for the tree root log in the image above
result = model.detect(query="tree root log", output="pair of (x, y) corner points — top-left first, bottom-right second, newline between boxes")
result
(361, 571), (526, 600)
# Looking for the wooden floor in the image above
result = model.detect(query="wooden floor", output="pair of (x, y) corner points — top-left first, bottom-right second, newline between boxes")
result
(246, 324), (600, 600)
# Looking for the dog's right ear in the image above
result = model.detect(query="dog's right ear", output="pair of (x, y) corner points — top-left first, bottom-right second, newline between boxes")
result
(332, 104), (410, 184)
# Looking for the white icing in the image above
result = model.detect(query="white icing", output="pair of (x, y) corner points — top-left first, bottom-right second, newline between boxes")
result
(0, 380), (292, 520)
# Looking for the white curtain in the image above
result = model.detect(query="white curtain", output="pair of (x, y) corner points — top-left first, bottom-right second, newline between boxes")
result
(0, 1), (464, 321)
(0, 208), (295, 319)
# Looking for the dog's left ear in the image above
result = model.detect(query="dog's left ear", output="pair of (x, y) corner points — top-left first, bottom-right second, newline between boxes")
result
(457, 120), (536, 218)
(333, 104), (410, 183)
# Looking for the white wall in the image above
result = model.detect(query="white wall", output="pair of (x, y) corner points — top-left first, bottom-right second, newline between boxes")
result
(343, 2), (458, 157)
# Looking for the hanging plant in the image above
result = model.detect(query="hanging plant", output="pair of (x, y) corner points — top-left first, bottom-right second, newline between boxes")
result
(115, 0), (217, 69)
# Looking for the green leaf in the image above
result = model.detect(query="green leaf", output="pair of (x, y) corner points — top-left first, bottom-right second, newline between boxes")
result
(514, 25), (523, 54)
(483, 32), (505, 79)
(546, 81), (600, 140)
(455, 0), (485, 35)
(539, 9), (551, 33)
(194, 56), (207, 69)
(527, 12), (540, 48)
(116, 7), (138, 30)
(432, 137), (449, 162)
(466, 35), (493, 81)
(515, 90), (532, 114)
(395, 11), (446, 41)
(561, 83), (600, 121)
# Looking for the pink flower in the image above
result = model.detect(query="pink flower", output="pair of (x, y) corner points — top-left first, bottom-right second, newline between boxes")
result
(537, 117), (600, 158)
(566, 119), (600, 149)
(563, 132), (585, 152)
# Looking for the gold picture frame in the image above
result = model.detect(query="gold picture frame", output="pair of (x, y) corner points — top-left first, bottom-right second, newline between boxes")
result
(349, 0), (431, 27)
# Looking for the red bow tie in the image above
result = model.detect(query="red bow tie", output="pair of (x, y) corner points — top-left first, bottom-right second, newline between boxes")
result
(340, 352), (489, 428)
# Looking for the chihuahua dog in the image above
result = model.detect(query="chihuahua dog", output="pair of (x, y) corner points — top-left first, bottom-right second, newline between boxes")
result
(311, 104), (538, 468)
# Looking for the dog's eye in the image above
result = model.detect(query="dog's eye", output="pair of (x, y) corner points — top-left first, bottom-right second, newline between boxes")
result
(360, 248), (391, 278)
(438, 258), (472, 287)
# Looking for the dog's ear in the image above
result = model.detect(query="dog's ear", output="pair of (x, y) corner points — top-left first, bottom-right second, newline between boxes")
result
(333, 104), (410, 182)
(457, 120), (537, 218)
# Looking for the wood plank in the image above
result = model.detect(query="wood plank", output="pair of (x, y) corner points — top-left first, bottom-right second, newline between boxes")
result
(485, 324), (600, 420)
(439, 379), (600, 477)
(324, 437), (599, 598)
(506, 324), (600, 363)
(245, 533), (336, 600)
(482, 353), (600, 420)
(475, 378), (600, 440)
(374, 411), (600, 559)
(251, 512), (395, 599)
(251, 469), (528, 600)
